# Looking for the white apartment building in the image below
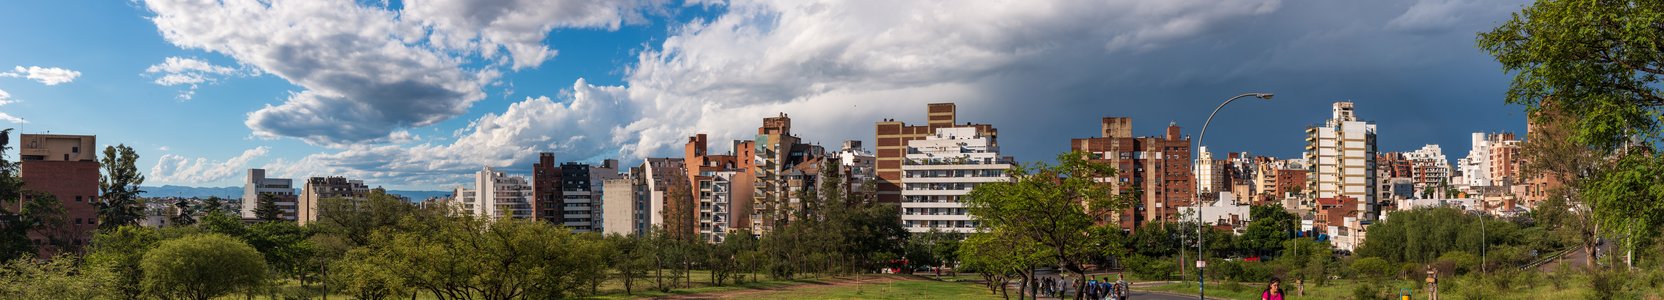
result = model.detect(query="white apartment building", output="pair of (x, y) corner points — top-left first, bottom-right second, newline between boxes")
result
(1405, 144), (1452, 197)
(242, 169), (296, 220)
(1196, 146), (1219, 195)
(696, 170), (738, 243)
(834, 140), (876, 194)
(1305, 101), (1379, 220)
(1460, 132), (1492, 188)
(899, 127), (1012, 233)
(601, 175), (646, 236)
(454, 167), (534, 219)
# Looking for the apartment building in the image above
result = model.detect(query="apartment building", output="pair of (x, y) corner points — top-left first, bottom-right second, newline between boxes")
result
(557, 160), (619, 232)
(454, 167), (533, 219)
(899, 127), (1012, 233)
(532, 152), (563, 224)
(13, 134), (99, 255)
(1071, 117), (1195, 230)
(242, 168), (296, 221)
(1405, 144), (1452, 199)
(748, 114), (823, 232)
(297, 176), (369, 225)
(600, 171), (648, 236)
(1305, 101), (1379, 221)
(876, 103), (998, 204)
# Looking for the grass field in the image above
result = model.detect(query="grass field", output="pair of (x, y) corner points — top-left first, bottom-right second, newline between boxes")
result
(685, 276), (998, 300)
(224, 271), (988, 299)
(1149, 277), (1602, 300)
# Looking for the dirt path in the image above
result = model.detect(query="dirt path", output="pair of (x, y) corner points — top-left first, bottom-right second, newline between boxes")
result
(655, 274), (920, 299)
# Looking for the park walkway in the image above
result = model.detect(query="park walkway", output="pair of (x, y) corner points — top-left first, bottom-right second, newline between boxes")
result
(656, 274), (917, 299)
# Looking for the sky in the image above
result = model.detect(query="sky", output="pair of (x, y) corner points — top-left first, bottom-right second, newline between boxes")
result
(0, 0), (1534, 190)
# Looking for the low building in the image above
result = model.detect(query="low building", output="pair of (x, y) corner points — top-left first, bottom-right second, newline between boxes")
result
(297, 176), (370, 226)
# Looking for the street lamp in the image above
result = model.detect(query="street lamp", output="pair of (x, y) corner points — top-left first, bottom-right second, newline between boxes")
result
(1195, 92), (1273, 299)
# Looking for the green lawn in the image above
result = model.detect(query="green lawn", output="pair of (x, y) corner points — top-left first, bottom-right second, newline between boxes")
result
(1150, 277), (1601, 300)
(713, 276), (998, 300)
(222, 271), (956, 299)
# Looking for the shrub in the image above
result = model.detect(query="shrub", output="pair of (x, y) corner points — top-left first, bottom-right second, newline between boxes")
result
(1124, 255), (1175, 281)
(1351, 282), (1382, 300)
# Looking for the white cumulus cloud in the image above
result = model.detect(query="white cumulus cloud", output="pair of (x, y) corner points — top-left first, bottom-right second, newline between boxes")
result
(143, 56), (255, 100)
(0, 89), (22, 124)
(149, 146), (270, 184)
(141, 0), (655, 145)
(0, 66), (81, 85)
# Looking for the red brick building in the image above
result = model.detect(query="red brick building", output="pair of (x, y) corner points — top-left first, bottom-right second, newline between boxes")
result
(874, 103), (998, 204)
(1070, 117), (1194, 231)
(14, 134), (99, 256)
(532, 152), (562, 223)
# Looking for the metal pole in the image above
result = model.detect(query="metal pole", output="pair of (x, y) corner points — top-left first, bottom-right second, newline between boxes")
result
(1195, 93), (1272, 299)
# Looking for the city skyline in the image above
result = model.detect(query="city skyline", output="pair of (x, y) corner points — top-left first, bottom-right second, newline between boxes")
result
(0, 0), (1533, 190)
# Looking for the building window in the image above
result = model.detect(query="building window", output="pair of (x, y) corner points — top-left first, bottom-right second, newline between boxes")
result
(75, 196), (82, 202)
(72, 146), (79, 153)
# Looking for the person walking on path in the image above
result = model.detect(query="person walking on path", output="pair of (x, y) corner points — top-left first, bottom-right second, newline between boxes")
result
(1261, 277), (1286, 300)
(1115, 274), (1129, 300)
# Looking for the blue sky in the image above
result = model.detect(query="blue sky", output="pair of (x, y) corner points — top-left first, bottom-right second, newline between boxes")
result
(0, 0), (1532, 190)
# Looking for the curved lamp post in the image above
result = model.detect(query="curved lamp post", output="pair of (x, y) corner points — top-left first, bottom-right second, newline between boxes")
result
(1195, 92), (1273, 299)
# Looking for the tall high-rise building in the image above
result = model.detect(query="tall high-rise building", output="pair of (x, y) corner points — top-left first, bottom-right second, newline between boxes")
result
(685, 134), (750, 242)
(643, 158), (692, 239)
(876, 103), (997, 204)
(748, 114), (823, 232)
(14, 133), (99, 255)
(1305, 101), (1379, 220)
(1072, 117), (1194, 230)
(589, 160), (622, 231)
(899, 127), (1011, 233)
(297, 176), (369, 225)
(1487, 134), (1522, 186)
(453, 167), (533, 219)
(532, 153), (563, 223)
(601, 171), (647, 236)
(1196, 147), (1220, 196)
(242, 168), (296, 220)
(556, 160), (619, 232)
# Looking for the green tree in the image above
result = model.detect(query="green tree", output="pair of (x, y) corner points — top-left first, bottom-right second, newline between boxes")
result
(170, 200), (197, 226)
(330, 247), (403, 300)
(607, 233), (655, 294)
(141, 234), (268, 300)
(314, 189), (419, 245)
(1241, 204), (1299, 257)
(1479, 0), (1664, 268)
(373, 216), (606, 299)
(963, 151), (1126, 299)
(97, 144), (145, 228)
(200, 196), (227, 216)
(252, 193), (283, 222)
(85, 225), (161, 299)
(0, 257), (118, 299)
(0, 129), (61, 260)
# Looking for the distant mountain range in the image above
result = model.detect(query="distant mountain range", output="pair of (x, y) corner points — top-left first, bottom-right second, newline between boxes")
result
(140, 185), (451, 201)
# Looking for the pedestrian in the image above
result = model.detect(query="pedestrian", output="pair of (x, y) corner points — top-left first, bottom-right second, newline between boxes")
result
(1087, 276), (1100, 300)
(1116, 274), (1130, 299)
(1261, 277), (1285, 300)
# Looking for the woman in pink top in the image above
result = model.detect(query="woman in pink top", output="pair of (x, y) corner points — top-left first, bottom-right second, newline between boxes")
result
(1261, 277), (1285, 300)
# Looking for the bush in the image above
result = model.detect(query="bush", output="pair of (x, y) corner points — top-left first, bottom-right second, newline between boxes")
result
(1351, 282), (1382, 300)
(141, 234), (268, 300)
(1436, 251), (1478, 275)
(1123, 255), (1175, 281)
(1350, 257), (1394, 280)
